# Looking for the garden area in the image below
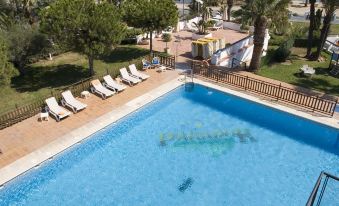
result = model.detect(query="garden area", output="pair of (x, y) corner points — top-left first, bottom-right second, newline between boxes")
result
(257, 49), (339, 96)
(0, 0), (178, 115)
(254, 20), (339, 96)
(0, 46), (149, 114)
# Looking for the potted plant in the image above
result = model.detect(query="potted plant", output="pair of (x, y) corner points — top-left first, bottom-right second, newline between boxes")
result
(162, 33), (172, 54)
(191, 5), (213, 40)
(192, 20), (213, 40)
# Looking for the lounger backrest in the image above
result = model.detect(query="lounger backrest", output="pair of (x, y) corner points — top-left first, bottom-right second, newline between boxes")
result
(91, 79), (104, 90)
(46, 97), (60, 111)
(103, 75), (114, 85)
(120, 68), (129, 78)
(62, 90), (75, 103)
(129, 64), (138, 74)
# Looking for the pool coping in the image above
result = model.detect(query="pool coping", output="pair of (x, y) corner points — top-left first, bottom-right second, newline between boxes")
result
(0, 77), (185, 187)
(0, 76), (338, 187)
(194, 79), (339, 130)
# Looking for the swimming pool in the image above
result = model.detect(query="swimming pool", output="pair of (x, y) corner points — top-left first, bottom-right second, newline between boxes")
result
(0, 84), (338, 205)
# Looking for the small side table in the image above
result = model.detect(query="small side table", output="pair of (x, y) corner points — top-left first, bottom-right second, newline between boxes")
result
(157, 66), (166, 72)
(81, 91), (90, 99)
(39, 112), (49, 122)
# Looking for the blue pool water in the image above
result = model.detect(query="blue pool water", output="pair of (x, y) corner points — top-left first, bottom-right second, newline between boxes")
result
(0, 84), (338, 206)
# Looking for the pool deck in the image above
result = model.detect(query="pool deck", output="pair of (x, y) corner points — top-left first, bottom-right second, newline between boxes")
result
(0, 67), (339, 187)
(0, 69), (181, 175)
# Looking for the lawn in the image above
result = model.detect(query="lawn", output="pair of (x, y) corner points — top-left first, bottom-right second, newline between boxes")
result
(257, 48), (339, 96)
(292, 22), (339, 35)
(0, 45), (149, 114)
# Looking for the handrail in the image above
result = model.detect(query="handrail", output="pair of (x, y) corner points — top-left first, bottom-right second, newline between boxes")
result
(325, 39), (339, 49)
(306, 171), (339, 206)
(231, 58), (247, 70)
(192, 61), (338, 116)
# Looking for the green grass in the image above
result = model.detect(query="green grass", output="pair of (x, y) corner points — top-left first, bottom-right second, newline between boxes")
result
(292, 22), (339, 35)
(257, 49), (339, 96)
(0, 45), (149, 114)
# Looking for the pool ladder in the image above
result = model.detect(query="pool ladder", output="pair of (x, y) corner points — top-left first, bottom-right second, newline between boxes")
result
(184, 69), (194, 92)
(306, 171), (339, 206)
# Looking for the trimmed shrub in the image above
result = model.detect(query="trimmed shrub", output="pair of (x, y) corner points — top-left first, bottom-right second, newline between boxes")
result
(274, 38), (294, 62)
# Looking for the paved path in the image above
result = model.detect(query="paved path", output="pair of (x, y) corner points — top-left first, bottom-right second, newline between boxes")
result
(137, 29), (248, 67)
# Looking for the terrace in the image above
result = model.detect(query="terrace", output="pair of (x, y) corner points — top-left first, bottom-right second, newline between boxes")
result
(0, 0), (338, 205)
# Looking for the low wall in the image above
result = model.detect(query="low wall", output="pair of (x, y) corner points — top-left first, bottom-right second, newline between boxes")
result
(211, 29), (270, 67)
(223, 22), (254, 33)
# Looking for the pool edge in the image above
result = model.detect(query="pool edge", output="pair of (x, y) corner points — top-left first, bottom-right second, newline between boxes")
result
(194, 79), (339, 130)
(1, 76), (338, 187)
(0, 77), (185, 187)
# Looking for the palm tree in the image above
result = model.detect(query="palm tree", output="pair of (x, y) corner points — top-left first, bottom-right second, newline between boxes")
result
(243, 0), (290, 71)
(314, 0), (338, 59)
(306, 0), (316, 58)
(226, 0), (233, 21)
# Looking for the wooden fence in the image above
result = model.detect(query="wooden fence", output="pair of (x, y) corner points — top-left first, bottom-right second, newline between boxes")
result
(0, 54), (176, 130)
(192, 61), (338, 116)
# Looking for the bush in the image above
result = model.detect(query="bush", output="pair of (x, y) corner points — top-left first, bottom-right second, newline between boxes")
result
(269, 34), (287, 46)
(125, 28), (143, 39)
(3, 24), (53, 73)
(162, 33), (172, 48)
(0, 36), (18, 85)
(121, 28), (143, 45)
(274, 39), (294, 62)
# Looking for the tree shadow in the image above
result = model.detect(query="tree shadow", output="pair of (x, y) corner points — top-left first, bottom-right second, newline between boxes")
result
(101, 46), (149, 63)
(11, 64), (89, 92)
(291, 71), (339, 98)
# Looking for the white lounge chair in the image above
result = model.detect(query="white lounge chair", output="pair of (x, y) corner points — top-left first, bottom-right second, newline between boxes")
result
(90, 79), (115, 99)
(119, 68), (141, 86)
(128, 64), (150, 80)
(45, 97), (71, 122)
(103, 75), (127, 92)
(61, 90), (87, 113)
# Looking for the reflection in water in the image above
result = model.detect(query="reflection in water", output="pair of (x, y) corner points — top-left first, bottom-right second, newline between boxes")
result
(159, 128), (256, 156)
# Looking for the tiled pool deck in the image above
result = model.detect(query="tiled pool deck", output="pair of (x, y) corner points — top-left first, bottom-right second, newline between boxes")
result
(0, 70), (180, 168)
(0, 68), (338, 186)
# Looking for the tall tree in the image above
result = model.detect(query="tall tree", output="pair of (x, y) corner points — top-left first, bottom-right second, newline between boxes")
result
(237, 0), (290, 71)
(40, 0), (126, 76)
(306, 0), (316, 58)
(226, 0), (233, 21)
(314, 0), (338, 59)
(124, 0), (178, 54)
(0, 35), (17, 85)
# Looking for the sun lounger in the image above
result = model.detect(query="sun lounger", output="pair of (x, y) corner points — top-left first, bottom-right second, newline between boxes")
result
(90, 79), (115, 99)
(128, 64), (150, 80)
(120, 68), (141, 86)
(61, 90), (87, 113)
(45, 97), (71, 122)
(103, 75), (127, 92)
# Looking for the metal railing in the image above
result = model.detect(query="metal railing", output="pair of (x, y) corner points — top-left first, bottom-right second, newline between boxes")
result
(306, 171), (339, 206)
(192, 61), (338, 116)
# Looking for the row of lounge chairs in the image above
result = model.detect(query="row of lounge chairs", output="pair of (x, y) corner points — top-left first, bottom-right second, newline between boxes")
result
(44, 64), (150, 122)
